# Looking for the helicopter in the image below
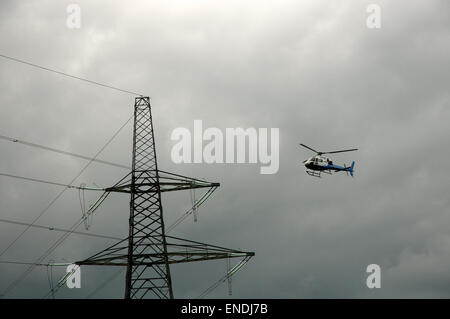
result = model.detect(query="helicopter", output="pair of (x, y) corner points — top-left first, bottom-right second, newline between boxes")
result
(299, 143), (358, 178)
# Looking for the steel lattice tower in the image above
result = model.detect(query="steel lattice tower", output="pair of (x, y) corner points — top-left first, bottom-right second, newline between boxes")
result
(76, 97), (254, 299)
(125, 97), (173, 299)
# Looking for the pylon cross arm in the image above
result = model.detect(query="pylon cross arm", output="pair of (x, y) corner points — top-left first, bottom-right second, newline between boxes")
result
(104, 170), (220, 194)
(76, 236), (254, 267)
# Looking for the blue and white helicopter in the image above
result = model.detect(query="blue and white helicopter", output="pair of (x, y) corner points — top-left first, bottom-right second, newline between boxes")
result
(299, 143), (358, 178)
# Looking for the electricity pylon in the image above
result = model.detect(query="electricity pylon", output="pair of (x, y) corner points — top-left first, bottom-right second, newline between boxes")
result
(76, 97), (254, 299)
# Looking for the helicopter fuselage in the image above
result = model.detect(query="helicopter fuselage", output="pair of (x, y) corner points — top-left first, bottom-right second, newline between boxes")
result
(303, 155), (354, 175)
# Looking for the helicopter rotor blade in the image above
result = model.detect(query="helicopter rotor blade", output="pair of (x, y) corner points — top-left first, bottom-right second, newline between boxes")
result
(322, 148), (358, 155)
(299, 143), (321, 154)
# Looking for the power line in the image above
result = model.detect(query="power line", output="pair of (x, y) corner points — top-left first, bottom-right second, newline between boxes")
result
(42, 266), (77, 299)
(0, 134), (130, 170)
(86, 268), (125, 299)
(0, 53), (143, 96)
(0, 172), (104, 190)
(0, 115), (131, 260)
(0, 116), (132, 297)
(0, 217), (122, 241)
(0, 261), (68, 267)
(0, 184), (68, 259)
(197, 256), (253, 299)
(2, 198), (99, 296)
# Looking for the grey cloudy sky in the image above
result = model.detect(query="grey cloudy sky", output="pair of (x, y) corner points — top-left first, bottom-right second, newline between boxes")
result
(0, 0), (449, 298)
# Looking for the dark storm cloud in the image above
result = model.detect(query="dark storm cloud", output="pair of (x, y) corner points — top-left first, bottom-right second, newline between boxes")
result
(0, 0), (449, 298)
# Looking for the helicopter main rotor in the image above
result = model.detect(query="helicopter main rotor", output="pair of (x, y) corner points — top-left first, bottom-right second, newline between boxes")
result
(299, 143), (358, 156)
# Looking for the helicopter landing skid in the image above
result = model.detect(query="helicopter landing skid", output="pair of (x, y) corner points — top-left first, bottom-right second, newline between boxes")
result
(306, 170), (321, 178)
(306, 170), (332, 178)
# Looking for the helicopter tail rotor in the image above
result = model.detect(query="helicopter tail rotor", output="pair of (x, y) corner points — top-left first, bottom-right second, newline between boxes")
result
(350, 161), (355, 177)
(344, 161), (355, 177)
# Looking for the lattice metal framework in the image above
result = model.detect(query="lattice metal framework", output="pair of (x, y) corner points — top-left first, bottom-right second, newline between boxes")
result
(77, 97), (254, 299)
(125, 97), (172, 299)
